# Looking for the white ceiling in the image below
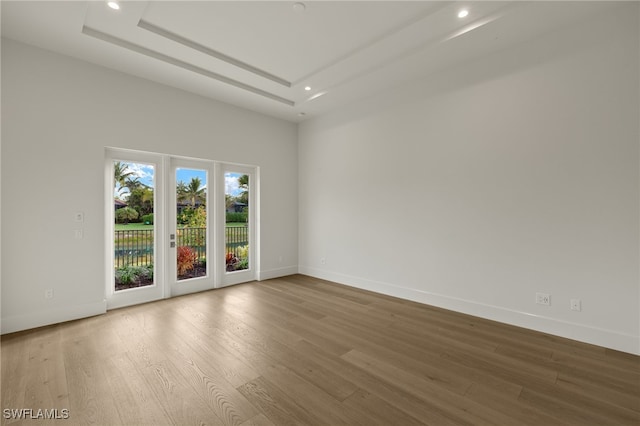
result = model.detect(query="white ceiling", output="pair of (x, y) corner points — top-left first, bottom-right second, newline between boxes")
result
(1, 1), (617, 122)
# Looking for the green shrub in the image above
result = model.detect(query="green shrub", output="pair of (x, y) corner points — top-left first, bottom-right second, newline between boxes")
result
(115, 264), (153, 284)
(237, 258), (249, 270)
(115, 265), (138, 284)
(186, 207), (206, 228)
(141, 213), (154, 224)
(226, 212), (247, 223)
(115, 207), (139, 224)
(143, 264), (153, 280)
(236, 245), (249, 260)
(178, 207), (207, 226)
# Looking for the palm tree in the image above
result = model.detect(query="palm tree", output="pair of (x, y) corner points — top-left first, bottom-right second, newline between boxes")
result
(124, 176), (152, 192)
(238, 175), (249, 205)
(238, 174), (249, 205)
(176, 181), (189, 204)
(178, 177), (206, 207)
(114, 162), (134, 194)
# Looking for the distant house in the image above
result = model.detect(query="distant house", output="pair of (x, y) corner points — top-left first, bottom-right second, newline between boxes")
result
(226, 201), (247, 213)
(114, 199), (127, 210)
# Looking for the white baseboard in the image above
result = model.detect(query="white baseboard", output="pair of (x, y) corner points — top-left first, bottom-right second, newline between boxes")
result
(298, 266), (639, 356)
(1, 300), (107, 335)
(258, 265), (299, 281)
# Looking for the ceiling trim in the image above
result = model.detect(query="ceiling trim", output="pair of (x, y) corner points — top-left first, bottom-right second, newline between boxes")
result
(290, 2), (448, 86)
(138, 19), (292, 88)
(81, 25), (295, 107)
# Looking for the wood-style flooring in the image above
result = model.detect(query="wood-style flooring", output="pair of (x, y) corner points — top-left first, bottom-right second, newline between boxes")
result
(1, 274), (639, 425)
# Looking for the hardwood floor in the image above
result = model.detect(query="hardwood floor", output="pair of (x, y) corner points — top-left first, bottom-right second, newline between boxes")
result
(2, 274), (639, 425)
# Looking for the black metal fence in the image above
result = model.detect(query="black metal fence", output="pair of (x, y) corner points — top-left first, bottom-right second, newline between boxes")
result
(114, 229), (154, 268)
(114, 226), (248, 268)
(177, 227), (206, 260)
(226, 225), (248, 254)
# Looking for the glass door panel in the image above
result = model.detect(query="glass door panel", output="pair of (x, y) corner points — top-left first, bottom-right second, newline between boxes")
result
(169, 158), (215, 296)
(222, 165), (255, 286)
(176, 168), (208, 281)
(113, 161), (156, 291)
(224, 172), (249, 272)
(106, 149), (165, 310)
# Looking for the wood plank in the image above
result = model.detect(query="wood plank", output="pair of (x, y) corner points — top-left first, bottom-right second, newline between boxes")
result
(62, 335), (123, 425)
(146, 326), (259, 426)
(239, 413), (276, 426)
(212, 308), (360, 402)
(293, 339), (477, 426)
(518, 386), (640, 425)
(1, 333), (30, 424)
(237, 376), (321, 426)
(341, 349), (519, 426)
(259, 362), (361, 425)
(341, 388), (426, 426)
(102, 351), (174, 425)
(18, 328), (70, 426)
(464, 383), (563, 426)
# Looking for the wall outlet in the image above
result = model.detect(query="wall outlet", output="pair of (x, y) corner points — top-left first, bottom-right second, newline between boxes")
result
(45, 289), (54, 299)
(536, 292), (551, 306)
(74, 211), (84, 223)
(320, 257), (326, 265)
(570, 299), (581, 311)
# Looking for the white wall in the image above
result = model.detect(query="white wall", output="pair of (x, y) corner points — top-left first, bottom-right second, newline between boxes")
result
(299, 4), (639, 354)
(1, 39), (298, 333)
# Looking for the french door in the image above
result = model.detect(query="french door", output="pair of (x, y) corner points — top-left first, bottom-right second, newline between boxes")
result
(168, 158), (216, 297)
(220, 164), (256, 287)
(106, 149), (256, 309)
(106, 149), (166, 309)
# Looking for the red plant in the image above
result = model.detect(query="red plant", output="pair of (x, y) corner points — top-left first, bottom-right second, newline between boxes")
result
(177, 246), (197, 276)
(226, 252), (238, 271)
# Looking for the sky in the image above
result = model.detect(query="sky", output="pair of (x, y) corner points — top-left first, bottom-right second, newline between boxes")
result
(116, 162), (244, 197)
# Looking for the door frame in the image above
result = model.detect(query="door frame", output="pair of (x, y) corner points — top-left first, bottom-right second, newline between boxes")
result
(105, 148), (167, 310)
(106, 148), (258, 309)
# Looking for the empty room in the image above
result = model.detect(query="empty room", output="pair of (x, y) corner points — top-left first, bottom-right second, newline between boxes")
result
(1, 1), (638, 425)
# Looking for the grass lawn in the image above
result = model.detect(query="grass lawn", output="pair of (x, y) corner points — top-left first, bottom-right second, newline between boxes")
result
(115, 223), (154, 231)
(226, 222), (247, 227)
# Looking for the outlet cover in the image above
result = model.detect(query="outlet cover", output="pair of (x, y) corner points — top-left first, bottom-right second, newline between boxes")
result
(536, 292), (551, 306)
(570, 299), (581, 311)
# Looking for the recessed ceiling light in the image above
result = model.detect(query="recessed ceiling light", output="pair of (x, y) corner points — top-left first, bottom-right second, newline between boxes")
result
(458, 9), (469, 18)
(293, 2), (306, 12)
(304, 86), (311, 91)
(307, 91), (327, 102)
(107, 1), (120, 10)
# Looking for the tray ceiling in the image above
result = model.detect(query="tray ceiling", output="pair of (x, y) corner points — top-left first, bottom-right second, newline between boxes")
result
(1, 1), (617, 122)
